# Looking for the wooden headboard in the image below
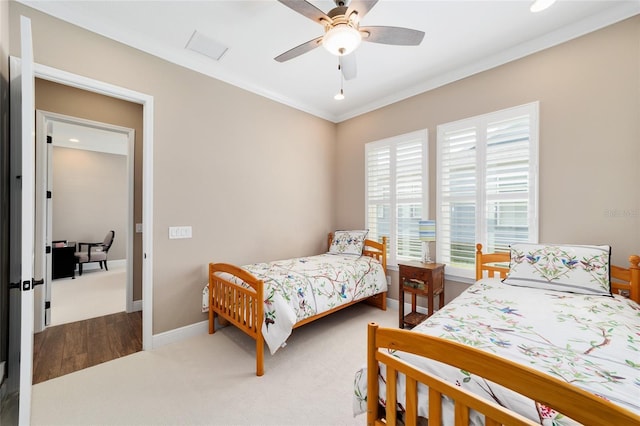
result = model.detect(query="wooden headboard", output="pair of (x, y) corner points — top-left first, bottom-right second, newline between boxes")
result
(475, 243), (510, 280)
(475, 243), (640, 303)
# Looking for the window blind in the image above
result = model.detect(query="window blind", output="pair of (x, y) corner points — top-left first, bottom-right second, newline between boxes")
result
(437, 102), (538, 278)
(366, 130), (428, 267)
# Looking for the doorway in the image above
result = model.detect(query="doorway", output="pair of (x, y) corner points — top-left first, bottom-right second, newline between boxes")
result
(28, 73), (153, 354)
(26, 70), (153, 387)
(37, 112), (135, 328)
(32, 110), (141, 383)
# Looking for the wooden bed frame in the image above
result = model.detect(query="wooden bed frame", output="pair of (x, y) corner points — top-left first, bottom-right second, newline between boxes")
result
(209, 233), (387, 376)
(367, 244), (640, 425)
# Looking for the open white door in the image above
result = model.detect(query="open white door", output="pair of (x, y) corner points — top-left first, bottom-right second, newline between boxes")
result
(8, 15), (36, 426)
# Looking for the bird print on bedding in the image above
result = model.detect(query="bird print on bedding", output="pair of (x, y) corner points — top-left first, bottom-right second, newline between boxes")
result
(221, 253), (387, 354)
(353, 278), (640, 425)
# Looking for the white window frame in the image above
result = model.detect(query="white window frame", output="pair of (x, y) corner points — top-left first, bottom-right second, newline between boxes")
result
(365, 129), (429, 269)
(436, 102), (539, 280)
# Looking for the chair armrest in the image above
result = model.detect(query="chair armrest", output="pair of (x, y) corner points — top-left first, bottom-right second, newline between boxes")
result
(77, 242), (105, 261)
(77, 241), (103, 249)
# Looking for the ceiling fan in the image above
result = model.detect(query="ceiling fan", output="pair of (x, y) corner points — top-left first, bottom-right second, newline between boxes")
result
(274, 0), (425, 80)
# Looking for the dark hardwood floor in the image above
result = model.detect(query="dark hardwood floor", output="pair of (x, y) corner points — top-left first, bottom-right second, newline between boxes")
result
(32, 311), (142, 384)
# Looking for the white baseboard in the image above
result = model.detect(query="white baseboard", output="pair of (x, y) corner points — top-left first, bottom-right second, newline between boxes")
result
(80, 258), (126, 272)
(152, 320), (209, 349)
(150, 296), (413, 349)
(386, 297), (429, 315)
(386, 297), (399, 311)
(128, 299), (143, 313)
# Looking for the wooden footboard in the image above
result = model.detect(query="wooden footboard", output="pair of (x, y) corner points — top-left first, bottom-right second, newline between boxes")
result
(209, 262), (265, 376)
(367, 322), (640, 426)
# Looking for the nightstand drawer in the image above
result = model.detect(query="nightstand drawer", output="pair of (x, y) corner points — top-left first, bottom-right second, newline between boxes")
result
(402, 266), (429, 281)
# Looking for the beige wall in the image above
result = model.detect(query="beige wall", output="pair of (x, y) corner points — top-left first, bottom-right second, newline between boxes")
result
(51, 147), (128, 260)
(10, 3), (336, 334)
(35, 78), (145, 300)
(10, 3), (639, 331)
(335, 15), (640, 301)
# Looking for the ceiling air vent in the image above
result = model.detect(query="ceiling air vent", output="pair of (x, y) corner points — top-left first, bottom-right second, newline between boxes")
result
(185, 30), (228, 61)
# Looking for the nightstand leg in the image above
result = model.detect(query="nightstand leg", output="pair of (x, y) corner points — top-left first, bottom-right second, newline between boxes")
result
(399, 283), (405, 328)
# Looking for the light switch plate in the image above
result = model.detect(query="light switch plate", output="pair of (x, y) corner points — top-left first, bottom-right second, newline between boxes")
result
(136, 223), (143, 233)
(169, 226), (192, 239)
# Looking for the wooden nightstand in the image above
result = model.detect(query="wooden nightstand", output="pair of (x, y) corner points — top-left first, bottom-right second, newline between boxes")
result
(398, 261), (445, 329)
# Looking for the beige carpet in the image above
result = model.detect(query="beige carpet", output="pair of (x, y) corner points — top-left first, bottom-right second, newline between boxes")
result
(50, 263), (126, 326)
(31, 302), (397, 425)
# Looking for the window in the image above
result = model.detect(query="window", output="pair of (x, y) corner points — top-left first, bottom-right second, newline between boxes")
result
(365, 130), (428, 267)
(436, 102), (539, 279)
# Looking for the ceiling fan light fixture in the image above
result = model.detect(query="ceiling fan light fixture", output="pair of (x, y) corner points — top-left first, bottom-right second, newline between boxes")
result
(334, 89), (345, 100)
(530, 0), (557, 12)
(323, 24), (362, 56)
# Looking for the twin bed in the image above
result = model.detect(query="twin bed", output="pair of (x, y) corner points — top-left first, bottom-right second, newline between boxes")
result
(357, 243), (640, 425)
(206, 231), (388, 376)
(206, 235), (640, 424)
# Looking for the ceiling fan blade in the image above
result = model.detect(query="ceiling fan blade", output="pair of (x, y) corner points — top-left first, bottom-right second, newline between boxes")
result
(274, 36), (323, 62)
(339, 53), (357, 80)
(277, 0), (330, 24)
(346, 0), (379, 20)
(360, 26), (425, 46)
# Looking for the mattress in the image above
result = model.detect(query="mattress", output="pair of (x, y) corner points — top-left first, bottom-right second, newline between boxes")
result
(354, 277), (640, 424)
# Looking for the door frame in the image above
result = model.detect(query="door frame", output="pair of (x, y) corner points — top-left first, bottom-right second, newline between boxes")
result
(35, 110), (136, 330)
(32, 63), (154, 351)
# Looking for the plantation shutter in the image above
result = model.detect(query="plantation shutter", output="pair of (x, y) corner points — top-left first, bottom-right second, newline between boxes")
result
(485, 113), (533, 252)
(437, 102), (538, 278)
(396, 139), (424, 260)
(438, 126), (478, 269)
(366, 130), (428, 267)
(366, 144), (391, 252)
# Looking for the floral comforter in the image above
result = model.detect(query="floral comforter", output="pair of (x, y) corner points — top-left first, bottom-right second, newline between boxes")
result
(353, 278), (640, 425)
(203, 253), (387, 355)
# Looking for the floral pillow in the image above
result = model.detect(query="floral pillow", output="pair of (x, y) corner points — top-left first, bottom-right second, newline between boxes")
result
(329, 230), (368, 256)
(502, 243), (611, 296)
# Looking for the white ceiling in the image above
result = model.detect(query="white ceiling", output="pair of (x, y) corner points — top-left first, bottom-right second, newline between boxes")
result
(20, 0), (640, 123)
(51, 120), (129, 156)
